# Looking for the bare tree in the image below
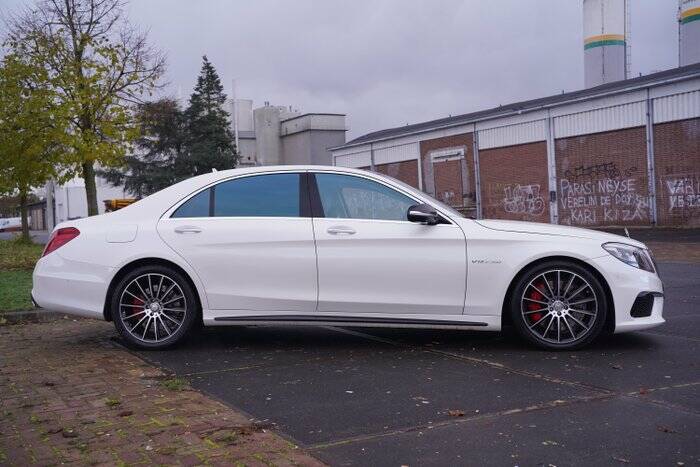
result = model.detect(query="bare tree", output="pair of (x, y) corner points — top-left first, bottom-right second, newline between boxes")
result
(6, 0), (166, 216)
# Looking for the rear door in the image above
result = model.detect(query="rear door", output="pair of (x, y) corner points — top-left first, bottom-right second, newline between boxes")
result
(310, 172), (467, 315)
(157, 172), (318, 312)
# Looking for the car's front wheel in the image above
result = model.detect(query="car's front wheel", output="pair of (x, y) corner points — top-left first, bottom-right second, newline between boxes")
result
(111, 265), (198, 350)
(510, 261), (608, 350)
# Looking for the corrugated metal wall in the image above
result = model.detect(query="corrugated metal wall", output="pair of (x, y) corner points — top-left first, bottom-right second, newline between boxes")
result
(654, 90), (700, 123)
(333, 142), (420, 167)
(374, 143), (420, 165)
(334, 150), (371, 168)
(554, 101), (646, 138)
(478, 120), (546, 149)
(331, 78), (700, 226)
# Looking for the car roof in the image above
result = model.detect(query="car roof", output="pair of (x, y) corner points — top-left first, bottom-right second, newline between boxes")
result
(100, 165), (394, 222)
(206, 165), (370, 178)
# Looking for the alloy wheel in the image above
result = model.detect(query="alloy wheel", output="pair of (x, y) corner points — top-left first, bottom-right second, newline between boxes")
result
(520, 269), (598, 345)
(119, 273), (188, 343)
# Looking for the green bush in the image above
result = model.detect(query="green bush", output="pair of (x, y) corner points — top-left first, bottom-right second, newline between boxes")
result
(0, 238), (42, 312)
(0, 237), (43, 270)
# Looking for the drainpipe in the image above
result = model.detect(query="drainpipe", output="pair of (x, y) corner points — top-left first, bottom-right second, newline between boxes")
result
(545, 111), (559, 224)
(369, 142), (376, 171)
(416, 153), (424, 191)
(645, 88), (658, 225)
(472, 125), (483, 219)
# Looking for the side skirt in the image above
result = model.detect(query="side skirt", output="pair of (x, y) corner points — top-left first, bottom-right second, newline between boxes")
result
(211, 314), (489, 329)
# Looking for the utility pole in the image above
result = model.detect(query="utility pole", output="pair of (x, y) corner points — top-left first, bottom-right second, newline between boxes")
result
(231, 79), (239, 152)
(45, 180), (55, 231)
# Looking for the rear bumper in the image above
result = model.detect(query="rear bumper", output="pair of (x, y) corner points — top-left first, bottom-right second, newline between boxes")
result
(32, 252), (112, 320)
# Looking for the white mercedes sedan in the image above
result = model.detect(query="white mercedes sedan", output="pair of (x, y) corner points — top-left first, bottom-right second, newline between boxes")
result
(32, 166), (664, 350)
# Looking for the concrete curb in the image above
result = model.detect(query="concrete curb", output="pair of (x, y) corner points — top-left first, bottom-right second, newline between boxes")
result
(0, 309), (71, 325)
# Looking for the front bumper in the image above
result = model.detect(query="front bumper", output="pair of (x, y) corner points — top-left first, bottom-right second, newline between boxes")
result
(587, 254), (665, 333)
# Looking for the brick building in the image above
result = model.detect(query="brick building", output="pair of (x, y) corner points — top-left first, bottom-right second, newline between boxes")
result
(329, 63), (700, 227)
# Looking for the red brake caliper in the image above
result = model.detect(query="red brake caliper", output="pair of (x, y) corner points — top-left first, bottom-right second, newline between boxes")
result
(528, 284), (544, 323)
(130, 296), (144, 320)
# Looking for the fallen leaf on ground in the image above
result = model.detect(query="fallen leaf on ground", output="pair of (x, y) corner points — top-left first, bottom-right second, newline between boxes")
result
(657, 425), (678, 434)
(447, 410), (465, 417)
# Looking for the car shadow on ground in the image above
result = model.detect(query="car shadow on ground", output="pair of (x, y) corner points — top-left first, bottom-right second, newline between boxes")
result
(115, 323), (662, 358)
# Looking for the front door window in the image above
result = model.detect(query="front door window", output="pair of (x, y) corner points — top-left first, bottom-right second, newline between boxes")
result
(314, 173), (415, 221)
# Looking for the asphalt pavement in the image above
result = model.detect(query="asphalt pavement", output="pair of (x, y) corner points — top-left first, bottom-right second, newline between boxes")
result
(134, 261), (700, 466)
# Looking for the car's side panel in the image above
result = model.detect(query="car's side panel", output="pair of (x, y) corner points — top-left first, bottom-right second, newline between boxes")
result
(33, 219), (212, 319)
(157, 217), (318, 311)
(458, 220), (663, 332)
(460, 220), (612, 317)
(313, 219), (467, 315)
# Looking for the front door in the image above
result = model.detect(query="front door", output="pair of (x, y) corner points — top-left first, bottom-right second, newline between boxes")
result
(311, 172), (467, 315)
(157, 172), (317, 312)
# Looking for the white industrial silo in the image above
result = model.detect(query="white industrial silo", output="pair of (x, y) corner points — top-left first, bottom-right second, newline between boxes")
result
(583, 0), (627, 88)
(679, 0), (700, 66)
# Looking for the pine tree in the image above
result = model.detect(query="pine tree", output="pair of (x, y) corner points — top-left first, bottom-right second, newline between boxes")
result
(179, 56), (238, 177)
(100, 98), (185, 198)
(103, 57), (238, 198)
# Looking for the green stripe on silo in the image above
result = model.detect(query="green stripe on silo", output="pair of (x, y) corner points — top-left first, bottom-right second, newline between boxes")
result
(681, 13), (700, 24)
(584, 39), (626, 50)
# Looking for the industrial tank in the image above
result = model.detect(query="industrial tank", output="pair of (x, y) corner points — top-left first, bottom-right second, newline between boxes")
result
(583, 0), (627, 88)
(679, 0), (700, 66)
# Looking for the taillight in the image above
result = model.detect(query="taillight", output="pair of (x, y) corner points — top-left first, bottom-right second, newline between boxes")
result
(42, 227), (80, 257)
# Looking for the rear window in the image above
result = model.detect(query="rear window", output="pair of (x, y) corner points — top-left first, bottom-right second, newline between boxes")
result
(171, 173), (301, 218)
(171, 188), (210, 218)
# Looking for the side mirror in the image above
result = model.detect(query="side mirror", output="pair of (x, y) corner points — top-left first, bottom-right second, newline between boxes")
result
(407, 204), (440, 225)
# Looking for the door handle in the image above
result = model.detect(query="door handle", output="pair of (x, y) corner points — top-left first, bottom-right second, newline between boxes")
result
(174, 225), (202, 234)
(327, 226), (356, 235)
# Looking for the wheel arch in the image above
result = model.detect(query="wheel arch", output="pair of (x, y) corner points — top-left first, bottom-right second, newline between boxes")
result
(103, 257), (203, 323)
(500, 255), (615, 333)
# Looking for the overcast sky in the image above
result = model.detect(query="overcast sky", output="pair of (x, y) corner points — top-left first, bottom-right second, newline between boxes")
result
(1, 1), (681, 139)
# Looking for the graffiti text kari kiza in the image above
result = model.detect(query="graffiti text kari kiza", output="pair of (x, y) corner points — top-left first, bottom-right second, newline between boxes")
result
(559, 177), (648, 225)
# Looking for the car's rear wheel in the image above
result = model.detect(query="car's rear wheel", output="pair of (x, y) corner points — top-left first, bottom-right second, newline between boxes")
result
(510, 260), (608, 350)
(111, 265), (198, 350)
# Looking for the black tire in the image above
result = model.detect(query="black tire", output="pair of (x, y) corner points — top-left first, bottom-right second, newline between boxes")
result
(111, 265), (198, 350)
(510, 260), (608, 350)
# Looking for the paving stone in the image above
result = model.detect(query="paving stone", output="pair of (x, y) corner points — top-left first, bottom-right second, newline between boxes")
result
(0, 319), (323, 466)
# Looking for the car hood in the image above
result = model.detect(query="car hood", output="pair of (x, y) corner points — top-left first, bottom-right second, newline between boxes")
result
(472, 219), (646, 247)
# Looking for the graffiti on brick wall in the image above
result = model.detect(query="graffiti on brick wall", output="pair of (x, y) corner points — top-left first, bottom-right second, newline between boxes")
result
(665, 175), (700, 213)
(439, 190), (457, 206)
(563, 162), (636, 181)
(502, 184), (545, 216)
(559, 163), (648, 225)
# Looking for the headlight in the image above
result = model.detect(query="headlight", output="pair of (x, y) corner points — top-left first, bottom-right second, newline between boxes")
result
(602, 242), (656, 273)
